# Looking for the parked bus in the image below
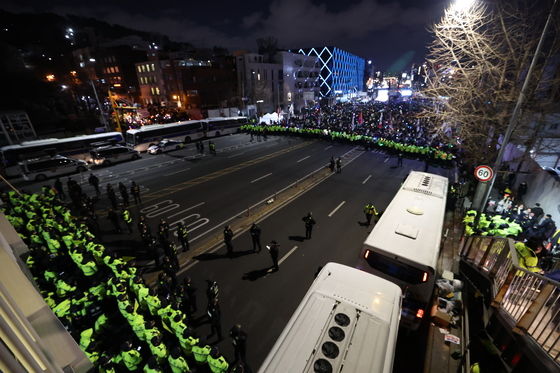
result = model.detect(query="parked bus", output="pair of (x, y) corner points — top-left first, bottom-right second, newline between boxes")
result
(0, 132), (124, 177)
(357, 171), (448, 330)
(125, 117), (247, 152)
(258, 263), (402, 373)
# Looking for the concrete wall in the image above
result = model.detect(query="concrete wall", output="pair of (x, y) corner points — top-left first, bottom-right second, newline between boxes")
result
(0, 213), (91, 373)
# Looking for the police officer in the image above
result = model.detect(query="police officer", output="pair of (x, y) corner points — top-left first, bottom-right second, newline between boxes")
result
(121, 205), (133, 233)
(230, 324), (248, 365)
(119, 340), (142, 371)
(54, 178), (65, 200)
(397, 152), (403, 167)
(88, 173), (100, 195)
(207, 297), (223, 341)
(106, 184), (118, 209)
(206, 280), (219, 305)
(267, 240), (280, 271)
(168, 346), (190, 373)
(184, 277), (197, 314)
(207, 347), (229, 373)
(209, 141), (216, 155)
(107, 208), (121, 233)
(159, 219), (170, 241)
(329, 156), (335, 172)
(336, 157), (342, 173)
(223, 225), (234, 254)
(177, 222), (190, 252)
(363, 202), (378, 226)
(249, 223), (262, 252)
(162, 256), (178, 286)
(118, 182), (129, 207)
(302, 212), (316, 239)
(130, 181), (141, 204)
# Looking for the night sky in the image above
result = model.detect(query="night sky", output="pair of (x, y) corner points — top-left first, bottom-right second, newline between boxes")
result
(2, 0), (449, 71)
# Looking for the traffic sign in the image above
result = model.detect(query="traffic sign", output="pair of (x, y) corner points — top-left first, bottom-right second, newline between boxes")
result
(474, 165), (493, 182)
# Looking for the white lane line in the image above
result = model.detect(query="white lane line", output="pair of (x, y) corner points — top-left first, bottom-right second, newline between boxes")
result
(328, 201), (346, 217)
(166, 202), (206, 219)
(164, 168), (191, 177)
(384, 158), (389, 163)
(227, 151), (246, 158)
(278, 246), (299, 265)
(250, 173), (273, 184)
(362, 175), (372, 184)
(297, 156), (311, 163)
(324, 145), (333, 150)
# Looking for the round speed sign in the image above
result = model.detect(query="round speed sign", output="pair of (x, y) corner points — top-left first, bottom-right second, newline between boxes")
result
(474, 165), (493, 182)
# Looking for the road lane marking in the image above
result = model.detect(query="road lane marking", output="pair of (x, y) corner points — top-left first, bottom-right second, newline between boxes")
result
(328, 201), (346, 217)
(227, 152), (246, 158)
(324, 145), (333, 150)
(278, 246), (299, 265)
(384, 158), (389, 163)
(250, 173), (272, 184)
(164, 168), (191, 177)
(297, 156), (311, 163)
(362, 175), (372, 184)
(167, 202), (206, 219)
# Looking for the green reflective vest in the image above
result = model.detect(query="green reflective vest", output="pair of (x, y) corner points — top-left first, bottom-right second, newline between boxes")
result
(121, 349), (142, 371)
(192, 345), (211, 364)
(207, 355), (229, 373)
(80, 328), (94, 351)
(168, 354), (190, 373)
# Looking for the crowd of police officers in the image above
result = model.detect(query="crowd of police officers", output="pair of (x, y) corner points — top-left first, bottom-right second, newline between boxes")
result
(3, 185), (251, 373)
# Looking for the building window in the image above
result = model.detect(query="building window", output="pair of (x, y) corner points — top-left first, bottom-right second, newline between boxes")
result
(155, 87), (160, 95)
(141, 65), (146, 72)
(151, 63), (155, 71)
(278, 70), (283, 80)
(137, 66), (142, 72)
(257, 73), (261, 81)
(115, 66), (120, 73)
(150, 87), (155, 95)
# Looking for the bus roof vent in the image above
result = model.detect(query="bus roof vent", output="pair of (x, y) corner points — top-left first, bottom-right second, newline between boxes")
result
(402, 172), (446, 198)
(305, 304), (358, 373)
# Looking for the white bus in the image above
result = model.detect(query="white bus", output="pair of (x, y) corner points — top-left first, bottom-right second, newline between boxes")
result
(125, 117), (247, 152)
(357, 171), (448, 330)
(0, 132), (124, 177)
(258, 263), (402, 373)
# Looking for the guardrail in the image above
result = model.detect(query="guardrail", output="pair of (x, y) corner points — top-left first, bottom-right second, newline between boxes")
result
(460, 235), (560, 365)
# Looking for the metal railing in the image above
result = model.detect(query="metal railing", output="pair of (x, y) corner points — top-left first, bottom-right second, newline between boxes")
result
(460, 235), (560, 366)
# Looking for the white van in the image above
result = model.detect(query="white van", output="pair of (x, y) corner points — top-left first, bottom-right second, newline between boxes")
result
(89, 145), (140, 166)
(19, 156), (88, 182)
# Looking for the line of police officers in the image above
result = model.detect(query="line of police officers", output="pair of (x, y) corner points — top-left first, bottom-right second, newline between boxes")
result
(2, 188), (252, 373)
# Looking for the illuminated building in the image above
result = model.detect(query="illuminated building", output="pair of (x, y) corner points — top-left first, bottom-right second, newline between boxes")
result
(294, 47), (365, 97)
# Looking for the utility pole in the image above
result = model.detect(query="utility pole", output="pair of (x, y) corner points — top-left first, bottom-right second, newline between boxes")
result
(90, 80), (110, 132)
(474, 0), (558, 225)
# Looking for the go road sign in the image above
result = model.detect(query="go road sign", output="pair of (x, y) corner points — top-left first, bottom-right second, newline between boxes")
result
(474, 165), (493, 182)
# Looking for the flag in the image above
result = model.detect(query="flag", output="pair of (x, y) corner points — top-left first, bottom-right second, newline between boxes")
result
(357, 111), (364, 125)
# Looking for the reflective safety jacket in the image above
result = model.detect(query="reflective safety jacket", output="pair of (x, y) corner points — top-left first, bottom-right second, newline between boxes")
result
(207, 355), (229, 373)
(168, 354), (190, 373)
(121, 348), (142, 371)
(192, 345), (211, 364)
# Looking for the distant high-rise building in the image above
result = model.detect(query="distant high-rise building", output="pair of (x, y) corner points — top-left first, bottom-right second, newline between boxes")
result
(295, 47), (365, 97)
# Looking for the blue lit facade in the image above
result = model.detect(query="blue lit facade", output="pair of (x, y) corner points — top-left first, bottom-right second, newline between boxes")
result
(296, 47), (365, 97)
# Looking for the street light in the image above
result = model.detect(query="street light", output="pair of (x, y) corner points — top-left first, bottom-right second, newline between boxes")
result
(451, 0), (476, 12)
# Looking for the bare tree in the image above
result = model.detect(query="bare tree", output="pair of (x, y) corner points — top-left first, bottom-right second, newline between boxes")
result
(421, 0), (560, 166)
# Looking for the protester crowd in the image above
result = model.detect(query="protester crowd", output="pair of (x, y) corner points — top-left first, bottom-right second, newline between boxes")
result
(2, 188), (248, 373)
(243, 101), (456, 163)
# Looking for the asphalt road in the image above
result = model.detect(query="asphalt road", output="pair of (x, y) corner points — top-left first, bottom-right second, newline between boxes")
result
(9, 133), (454, 372)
